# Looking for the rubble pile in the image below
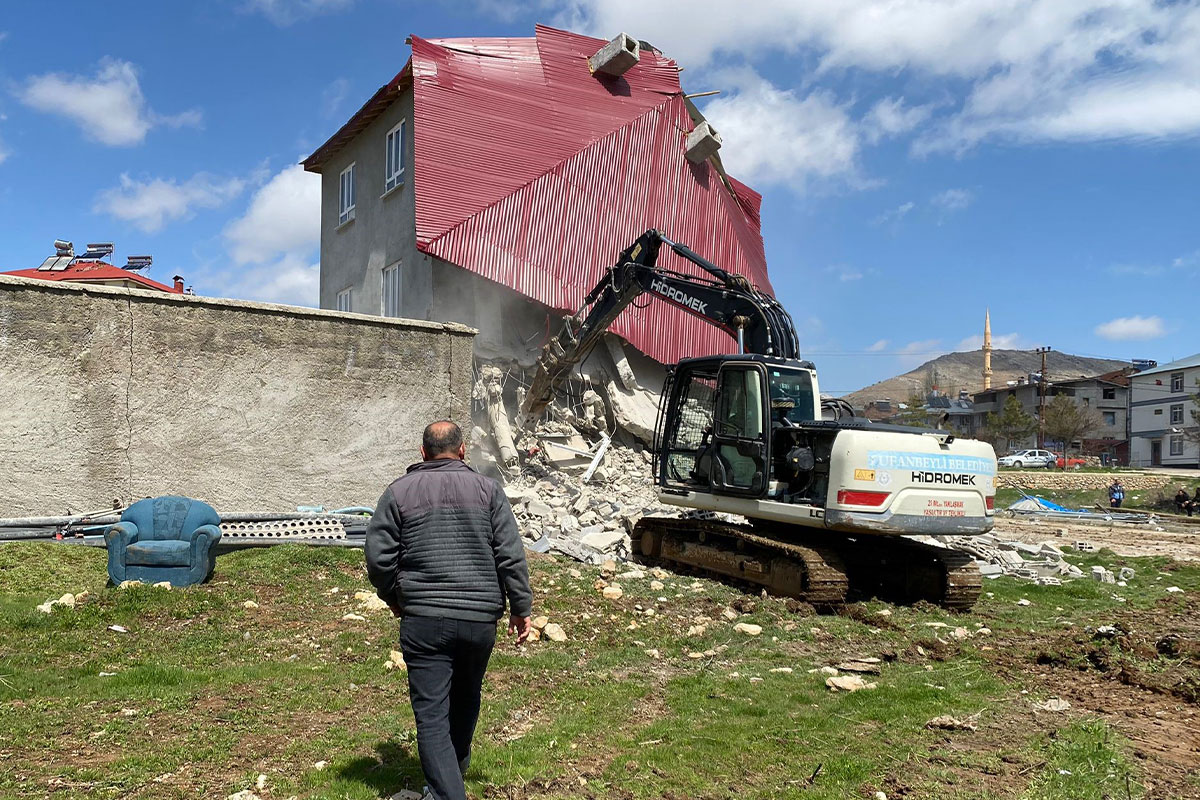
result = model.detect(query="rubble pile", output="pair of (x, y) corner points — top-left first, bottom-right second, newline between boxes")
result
(503, 442), (680, 565)
(942, 534), (1085, 583)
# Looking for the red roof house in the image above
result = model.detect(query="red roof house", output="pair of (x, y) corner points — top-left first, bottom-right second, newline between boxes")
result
(303, 25), (773, 366)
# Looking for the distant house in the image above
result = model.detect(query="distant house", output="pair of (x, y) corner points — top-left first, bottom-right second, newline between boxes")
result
(925, 390), (975, 436)
(3, 242), (183, 294)
(301, 25), (772, 369)
(972, 368), (1133, 461)
(1129, 354), (1200, 467)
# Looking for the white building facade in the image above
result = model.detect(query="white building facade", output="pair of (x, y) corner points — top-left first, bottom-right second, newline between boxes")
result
(1129, 354), (1200, 467)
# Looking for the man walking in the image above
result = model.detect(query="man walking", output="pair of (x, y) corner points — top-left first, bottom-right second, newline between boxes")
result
(366, 420), (532, 800)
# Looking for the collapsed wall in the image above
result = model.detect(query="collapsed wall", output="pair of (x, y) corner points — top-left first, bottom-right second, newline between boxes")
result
(0, 276), (474, 516)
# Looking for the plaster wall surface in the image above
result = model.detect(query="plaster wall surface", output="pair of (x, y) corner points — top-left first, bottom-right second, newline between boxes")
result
(0, 276), (474, 516)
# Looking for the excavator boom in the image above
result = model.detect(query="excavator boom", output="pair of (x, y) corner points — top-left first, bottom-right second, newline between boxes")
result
(520, 229), (797, 420)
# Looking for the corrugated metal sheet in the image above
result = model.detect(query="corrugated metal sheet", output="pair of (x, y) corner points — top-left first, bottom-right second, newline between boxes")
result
(412, 24), (773, 365)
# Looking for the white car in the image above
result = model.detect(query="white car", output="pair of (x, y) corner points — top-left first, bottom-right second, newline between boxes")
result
(997, 449), (1056, 469)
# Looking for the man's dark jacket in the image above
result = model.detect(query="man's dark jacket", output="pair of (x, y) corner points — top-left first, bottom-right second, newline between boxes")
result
(365, 458), (532, 622)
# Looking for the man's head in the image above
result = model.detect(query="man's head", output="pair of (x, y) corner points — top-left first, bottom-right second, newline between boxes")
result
(422, 420), (465, 461)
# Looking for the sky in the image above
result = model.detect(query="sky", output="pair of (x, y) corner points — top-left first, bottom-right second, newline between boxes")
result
(1, 1), (1198, 396)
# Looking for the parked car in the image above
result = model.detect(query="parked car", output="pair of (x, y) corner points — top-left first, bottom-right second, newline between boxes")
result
(1053, 453), (1086, 469)
(997, 449), (1057, 468)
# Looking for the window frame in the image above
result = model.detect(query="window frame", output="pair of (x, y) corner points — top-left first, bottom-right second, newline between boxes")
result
(1103, 411), (1116, 427)
(381, 261), (401, 318)
(1171, 372), (1184, 393)
(1171, 404), (1184, 424)
(338, 163), (357, 226)
(336, 287), (352, 313)
(1170, 434), (1184, 456)
(1102, 387), (1116, 400)
(384, 119), (406, 195)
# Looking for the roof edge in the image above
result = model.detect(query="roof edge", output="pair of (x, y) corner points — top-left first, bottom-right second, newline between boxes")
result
(302, 62), (413, 173)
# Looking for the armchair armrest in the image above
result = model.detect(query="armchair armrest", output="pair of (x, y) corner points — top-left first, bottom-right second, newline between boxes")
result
(188, 523), (222, 553)
(104, 521), (139, 548)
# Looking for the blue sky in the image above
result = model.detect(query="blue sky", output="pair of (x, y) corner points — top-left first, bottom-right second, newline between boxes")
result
(1, 1), (1198, 395)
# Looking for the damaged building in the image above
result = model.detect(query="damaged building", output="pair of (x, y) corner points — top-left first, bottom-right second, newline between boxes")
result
(302, 24), (776, 463)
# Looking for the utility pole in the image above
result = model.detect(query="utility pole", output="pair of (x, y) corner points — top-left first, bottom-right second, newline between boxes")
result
(1035, 346), (1052, 448)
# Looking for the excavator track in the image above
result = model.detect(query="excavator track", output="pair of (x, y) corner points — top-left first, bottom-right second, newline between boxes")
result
(633, 516), (848, 607)
(633, 516), (982, 611)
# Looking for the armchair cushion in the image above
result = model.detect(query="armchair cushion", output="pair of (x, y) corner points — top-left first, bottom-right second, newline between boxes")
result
(126, 539), (192, 567)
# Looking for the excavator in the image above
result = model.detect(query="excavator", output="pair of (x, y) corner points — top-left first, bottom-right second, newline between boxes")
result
(520, 230), (996, 610)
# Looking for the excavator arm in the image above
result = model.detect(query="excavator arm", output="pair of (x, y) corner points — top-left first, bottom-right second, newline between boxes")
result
(520, 229), (798, 419)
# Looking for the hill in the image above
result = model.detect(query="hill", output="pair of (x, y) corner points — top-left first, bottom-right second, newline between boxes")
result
(845, 349), (1130, 405)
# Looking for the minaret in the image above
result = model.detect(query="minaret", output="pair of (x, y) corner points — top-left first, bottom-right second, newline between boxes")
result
(982, 308), (993, 390)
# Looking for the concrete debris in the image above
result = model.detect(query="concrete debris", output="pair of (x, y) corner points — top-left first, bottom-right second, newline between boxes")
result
(1118, 567), (1136, 581)
(1034, 698), (1071, 713)
(1166, 586), (1183, 593)
(826, 675), (877, 692)
(108, 624), (129, 633)
(355, 591), (390, 612)
(926, 715), (977, 732)
(1091, 566), (1116, 584)
(36, 593), (76, 613)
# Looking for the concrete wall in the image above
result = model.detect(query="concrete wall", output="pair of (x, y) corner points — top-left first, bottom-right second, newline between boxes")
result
(319, 89), (417, 315)
(0, 275), (475, 516)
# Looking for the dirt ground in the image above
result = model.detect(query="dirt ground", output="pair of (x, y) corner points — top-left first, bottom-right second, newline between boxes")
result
(993, 516), (1200, 561)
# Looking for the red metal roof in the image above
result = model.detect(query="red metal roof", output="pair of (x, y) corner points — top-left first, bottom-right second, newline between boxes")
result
(309, 24), (774, 365)
(2, 261), (182, 293)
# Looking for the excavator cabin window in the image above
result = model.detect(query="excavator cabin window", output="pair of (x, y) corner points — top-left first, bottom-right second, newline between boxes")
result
(768, 368), (816, 425)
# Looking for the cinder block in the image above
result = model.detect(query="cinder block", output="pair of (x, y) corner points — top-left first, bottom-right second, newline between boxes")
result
(588, 33), (640, 77)
(685, 121), (723, 163)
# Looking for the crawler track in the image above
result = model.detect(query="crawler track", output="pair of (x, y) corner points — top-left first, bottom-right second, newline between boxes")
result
(633, 516), (982, 610)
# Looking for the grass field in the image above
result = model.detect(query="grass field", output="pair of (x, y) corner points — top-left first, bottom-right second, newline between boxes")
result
(1, 542), (1198, 799)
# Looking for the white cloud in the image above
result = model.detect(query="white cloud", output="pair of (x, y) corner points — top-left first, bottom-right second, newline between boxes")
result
(1095, 315), (1166, 341)
(209, 163), (321, 307)
(220, 252), (320, 307)
(96, 173), (246, 233)
(867, 339), (888, 352)
(0, 139), (8, 166)
(863, 97), (934, 144)
(700, 69), (861, 187)
(559, 1), (1200, 151)
(224, 164), (320, 264)
(321, 78), (350, 118)
(245, 0), (354, 25)
(839, 270), (863, 282)
(957, 332), (1023, 351)
(896, 338), (947, 370)
(931, 188), (973, 213)
(873, 201), (915, 226)
(17, 59), (201, 146)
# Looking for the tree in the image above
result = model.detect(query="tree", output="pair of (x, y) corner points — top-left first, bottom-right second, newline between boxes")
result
(982, 395), (1036, 451)
(894, 392), (938, 428)
(1042, 393), (1101, 460)
(1186, 379), (1200, 451)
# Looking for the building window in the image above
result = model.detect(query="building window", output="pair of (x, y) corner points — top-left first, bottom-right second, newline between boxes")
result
(385, 120), (406, 194)
(1082, 397), (1090, 406)
(1154, 408), (1164, 415)
(1103, 411), (1116, 426)
(1171, 372), (1184, 393)
(1170, 435), (1184, 456)
(336, 287), (352, 312)
(381, 262), (401, 317)
(339, 163), (356, 225)
(1171, 404), (1184, 424)
(1102, 387), (1116, 400)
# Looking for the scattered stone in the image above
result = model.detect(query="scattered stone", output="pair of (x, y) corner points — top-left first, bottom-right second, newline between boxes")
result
(734, 622), (763, 636)
(354, 591), (390, 612)
(645, 648), (660, 659)
(531, 615), (550, 630)
(601, 584), (624, 600)
(687, 651), (705, 659)
(1118, 567), (1135, 581)
(1016, 599), (1031, 606)
(687, 624), (707, 637)
(927, 715), (977, 732)
(542, 623), (568, 642)
(384, 650), (406, 671)
(650, 580), (665, 591)
(826, 675), (877, 692)
(950, 627), (971, 641)
(975, 627), (991, 636)
(107, 625), (129, 633)
(390, 791), (424, 800)
(152, 581), (172, 590)
(242, 600), (260, 609)
(1166, 586), (1183, 593)
(808, 666), (839, 676)
(256, 774), (267, 790)
(341, 613), (367, 622)
(313, 760), (328, 770)
(875, 608), (892, 617)
(118, 580), (141, 589)
(1091, 566), (1116, 584)
(874, 793), (888, 800)
(225, 791), (262, 800)
(1035, 698), (1071, 712)
(769, 667), (793, 674)
(99, 671), (117, 677)
(835, 660), (882, 675)
(722, 608), (739, 621)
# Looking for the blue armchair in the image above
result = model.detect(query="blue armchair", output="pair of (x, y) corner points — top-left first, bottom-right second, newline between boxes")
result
(104, 496), (223, 587)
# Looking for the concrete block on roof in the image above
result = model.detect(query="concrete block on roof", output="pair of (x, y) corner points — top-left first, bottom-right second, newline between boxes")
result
(685, 121), (723, 163)
(588, 32), (640, 77)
